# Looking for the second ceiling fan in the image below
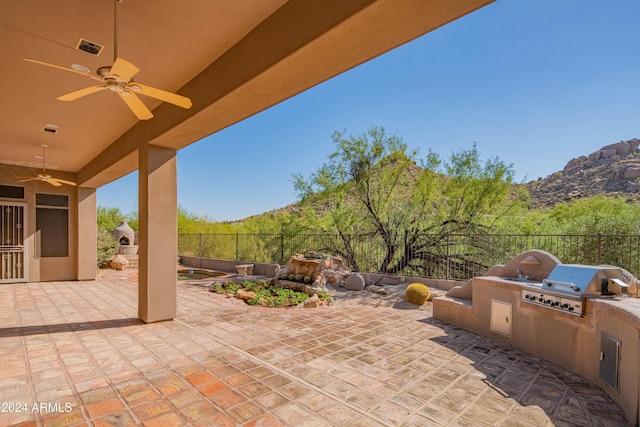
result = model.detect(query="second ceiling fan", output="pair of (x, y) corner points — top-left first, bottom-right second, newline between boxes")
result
(24, 0), (192, 120)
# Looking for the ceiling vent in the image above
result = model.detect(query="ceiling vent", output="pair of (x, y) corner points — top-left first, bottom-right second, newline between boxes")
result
(76, 38), (103, 56)
(43, 125), (58, 134)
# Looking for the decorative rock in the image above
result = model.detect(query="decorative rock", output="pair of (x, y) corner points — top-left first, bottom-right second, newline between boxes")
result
(235, 289), (256, 301)
(345, 272), (366, 291)
(367, 285), (388, 295)
(279, 253), (351, 292)
(303, 294), (321, 308)
(110, 254), (129, 271)
(266, 264), (281, 277)
(323, 270), (345, 287)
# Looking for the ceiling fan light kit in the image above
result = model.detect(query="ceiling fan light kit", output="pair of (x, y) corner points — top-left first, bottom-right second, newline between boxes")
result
(23, 0), (192, 120)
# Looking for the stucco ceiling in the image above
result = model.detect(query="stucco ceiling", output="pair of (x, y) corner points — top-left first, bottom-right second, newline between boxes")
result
(0, 0), (288, 173)
(0, 0), (494, 187)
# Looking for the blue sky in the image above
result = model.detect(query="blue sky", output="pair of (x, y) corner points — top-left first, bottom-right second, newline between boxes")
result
(98, 0), (640, 221)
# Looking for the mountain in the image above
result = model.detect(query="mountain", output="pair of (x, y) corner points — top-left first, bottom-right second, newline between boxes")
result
(240, 138), (640, 223)
(526, 138), (640, 208)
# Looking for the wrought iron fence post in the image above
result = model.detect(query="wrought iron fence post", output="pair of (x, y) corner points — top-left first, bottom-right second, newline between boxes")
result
(280, 233), (284, 264)
(597, 233), (602, 265)
(446, 233), (450, 280)
(199, 233), (203, 258)
(236, 233), (239, 262)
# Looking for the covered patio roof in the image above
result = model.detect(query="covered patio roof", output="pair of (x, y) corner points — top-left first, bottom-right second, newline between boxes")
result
(0, 0), (495, 322)
(0, 0), (493, 187)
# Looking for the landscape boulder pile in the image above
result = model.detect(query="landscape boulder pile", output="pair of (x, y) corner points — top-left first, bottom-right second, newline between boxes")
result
(274, 252), (354, 294)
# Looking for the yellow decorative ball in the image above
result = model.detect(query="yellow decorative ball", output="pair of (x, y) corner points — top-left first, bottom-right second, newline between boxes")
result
(406, 283), (430, 305)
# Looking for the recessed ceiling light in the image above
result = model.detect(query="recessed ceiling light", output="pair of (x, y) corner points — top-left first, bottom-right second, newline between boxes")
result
(71, 64), (90, 73)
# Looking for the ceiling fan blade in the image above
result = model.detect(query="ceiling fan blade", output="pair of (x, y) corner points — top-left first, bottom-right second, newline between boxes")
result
(50, 178), (77, 186)
(45, 179), (63, 187)
(57, 85), (108, 101)
(15, 177), (37, 182)
(119, 92), (153, 120)
(25, 58), (90, 76)
(132, 83), (192, 109)
(111, 57), (140, 82)
(24, 59), (103, 82)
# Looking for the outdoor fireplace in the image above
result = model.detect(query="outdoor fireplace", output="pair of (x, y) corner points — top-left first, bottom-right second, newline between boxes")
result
(112, 221), (138, 255)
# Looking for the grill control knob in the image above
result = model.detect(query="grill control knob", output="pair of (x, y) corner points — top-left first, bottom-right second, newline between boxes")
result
(538, 297), (545, 302)
(561, 303), (569, 309)
(525, 294), (531, 299)
(544, 299), (551, 304)
(552, 301), (559, 307)
(568, 306), (575, 311)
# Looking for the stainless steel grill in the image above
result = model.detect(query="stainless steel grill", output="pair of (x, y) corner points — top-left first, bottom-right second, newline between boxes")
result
(520, 264), (629, 316)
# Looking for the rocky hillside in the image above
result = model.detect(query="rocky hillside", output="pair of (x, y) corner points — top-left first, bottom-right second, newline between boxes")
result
(527, 138), (640, 208)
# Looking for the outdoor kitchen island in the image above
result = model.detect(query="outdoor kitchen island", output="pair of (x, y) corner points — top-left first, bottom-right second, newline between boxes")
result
(433, 250), (640, 425)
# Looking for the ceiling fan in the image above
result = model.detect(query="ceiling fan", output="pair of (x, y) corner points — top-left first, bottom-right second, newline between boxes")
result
(23, 0), (191, 120)
(15, 145), (77, 187)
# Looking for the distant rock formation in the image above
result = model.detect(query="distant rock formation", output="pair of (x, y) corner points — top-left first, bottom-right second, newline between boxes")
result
(527, 138), (640, 208)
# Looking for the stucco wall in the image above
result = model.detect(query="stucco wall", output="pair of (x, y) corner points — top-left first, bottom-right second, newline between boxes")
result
(0, 164), (78, 282)
(433, 277), (640, 424)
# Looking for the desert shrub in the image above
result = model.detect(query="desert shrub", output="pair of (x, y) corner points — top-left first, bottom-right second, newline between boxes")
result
(97, 231), (118, 268)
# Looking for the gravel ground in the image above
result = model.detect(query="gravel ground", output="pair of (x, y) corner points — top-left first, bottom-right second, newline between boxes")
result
(329, 282), (445, 312)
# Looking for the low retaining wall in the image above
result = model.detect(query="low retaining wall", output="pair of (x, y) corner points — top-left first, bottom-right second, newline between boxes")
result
(179, 256), (279, 277)
(179, 256), (461, 290)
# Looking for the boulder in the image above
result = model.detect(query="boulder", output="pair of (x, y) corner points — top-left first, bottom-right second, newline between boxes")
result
(278, 253), (351, 292)
(303, 294), (321, 308)
(110, 254), (128, 271)
(266, 264), (281, 277)
(623, 167), (640, 179)
(563, 156), (586, 173)
(367, 285), (389, 295)
(625, 182), (640, 192)
(235, 289), (257, 301)
(344, 273), (366, 291)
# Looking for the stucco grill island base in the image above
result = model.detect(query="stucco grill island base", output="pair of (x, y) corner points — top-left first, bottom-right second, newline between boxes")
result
(434, 250), (640, 425)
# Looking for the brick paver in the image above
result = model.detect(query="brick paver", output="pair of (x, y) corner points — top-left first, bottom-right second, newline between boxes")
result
(0, 273), (632, 426)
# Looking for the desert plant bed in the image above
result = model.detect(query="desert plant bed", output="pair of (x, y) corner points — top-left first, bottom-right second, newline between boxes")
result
(210, 280), (331, 307)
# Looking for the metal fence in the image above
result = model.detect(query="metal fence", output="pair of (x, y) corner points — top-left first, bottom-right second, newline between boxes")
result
(178, 233), (640, 281)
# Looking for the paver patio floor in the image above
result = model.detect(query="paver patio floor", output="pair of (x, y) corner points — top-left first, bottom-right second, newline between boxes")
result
(0, 274), (631, 426)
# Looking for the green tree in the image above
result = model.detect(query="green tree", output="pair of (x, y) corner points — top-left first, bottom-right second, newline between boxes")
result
(97, 206), (125, 232)
(293, 126), (525, 276)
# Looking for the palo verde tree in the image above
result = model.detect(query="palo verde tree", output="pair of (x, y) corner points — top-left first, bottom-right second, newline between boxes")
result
(293, 126), (525, 277)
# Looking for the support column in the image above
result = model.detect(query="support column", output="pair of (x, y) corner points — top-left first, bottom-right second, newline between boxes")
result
(76, 187), (97, 280)
(138, 144), (177, 323)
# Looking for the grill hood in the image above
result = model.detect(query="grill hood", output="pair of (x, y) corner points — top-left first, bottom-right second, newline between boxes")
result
(543, 264), (628, 297)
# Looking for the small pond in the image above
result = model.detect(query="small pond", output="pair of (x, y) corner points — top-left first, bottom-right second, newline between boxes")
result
(178, 269), (227, 281)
